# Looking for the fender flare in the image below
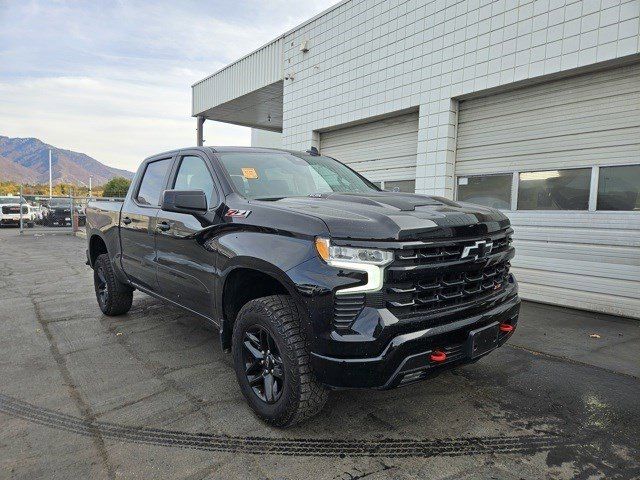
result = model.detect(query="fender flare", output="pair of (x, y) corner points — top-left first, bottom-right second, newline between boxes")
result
(216, 256), (312, 349)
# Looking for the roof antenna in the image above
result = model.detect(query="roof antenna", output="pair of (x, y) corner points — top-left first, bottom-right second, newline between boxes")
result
(306, 146), (319, 156)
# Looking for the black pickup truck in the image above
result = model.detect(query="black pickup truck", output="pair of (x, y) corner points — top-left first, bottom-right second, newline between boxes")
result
(86, 146), (519, 427)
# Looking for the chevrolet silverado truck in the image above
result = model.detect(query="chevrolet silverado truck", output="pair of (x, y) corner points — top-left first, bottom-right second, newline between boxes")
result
(85, 147), (519, 427)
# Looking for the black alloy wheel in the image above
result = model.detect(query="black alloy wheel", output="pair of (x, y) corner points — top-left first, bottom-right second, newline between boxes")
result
(242, 326), (284, 404)
(95, 265), (109, 308)
(92, 253), (133, 316)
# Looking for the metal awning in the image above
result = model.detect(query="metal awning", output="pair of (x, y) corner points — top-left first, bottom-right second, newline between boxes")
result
(192, 38), (284, 132)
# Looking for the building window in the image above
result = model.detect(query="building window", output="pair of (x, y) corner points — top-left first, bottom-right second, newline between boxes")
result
(384, 180), (415, 193)
(517, 168), (591, 210)
(374, 180), (415, 192)
(456, 174), (512, 209)
(597, 165), (640, 211)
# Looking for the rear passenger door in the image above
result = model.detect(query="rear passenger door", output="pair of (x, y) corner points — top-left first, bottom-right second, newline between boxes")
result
(155, 152), (222, 318)
(119, 157), (173, 291)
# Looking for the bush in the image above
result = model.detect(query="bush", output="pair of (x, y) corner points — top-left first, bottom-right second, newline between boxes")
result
(102, 177), (131, 197)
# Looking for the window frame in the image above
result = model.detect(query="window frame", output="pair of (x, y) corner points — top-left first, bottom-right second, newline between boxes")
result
(455, 173), (514, 210)
(516, 166), (593, 212)
(455, 164), (640, 213)
(133, 157), (174, 208)
(594, 163), (640, 212)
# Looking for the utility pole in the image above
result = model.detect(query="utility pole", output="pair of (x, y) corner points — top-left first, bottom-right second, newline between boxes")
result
(89, 175), (93, 198)
(49, 149), (53, 199)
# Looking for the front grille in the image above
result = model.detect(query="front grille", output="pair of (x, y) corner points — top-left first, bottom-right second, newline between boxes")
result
(393, 231), (512, 266)
(385, 229), (514, 319)
(331, 229), (514, 330)
(2, 206), (20, 214)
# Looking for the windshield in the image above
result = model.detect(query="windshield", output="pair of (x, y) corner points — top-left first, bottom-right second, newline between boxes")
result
(217, 152), (379, 200)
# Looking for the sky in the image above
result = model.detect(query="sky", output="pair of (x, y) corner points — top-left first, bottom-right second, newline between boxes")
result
(0, 0), (338, 171)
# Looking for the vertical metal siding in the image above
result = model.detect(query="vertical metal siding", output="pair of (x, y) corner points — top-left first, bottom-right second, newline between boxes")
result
(456, 64), (640, 319)
(191, 38), (284, 116)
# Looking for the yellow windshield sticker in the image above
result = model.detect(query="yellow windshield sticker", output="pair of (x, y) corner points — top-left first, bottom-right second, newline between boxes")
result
(241, 167), (258, 179)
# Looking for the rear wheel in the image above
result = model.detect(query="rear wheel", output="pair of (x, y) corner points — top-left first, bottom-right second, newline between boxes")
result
(232, 295), (328, 428)
(93, 253), (133, 316)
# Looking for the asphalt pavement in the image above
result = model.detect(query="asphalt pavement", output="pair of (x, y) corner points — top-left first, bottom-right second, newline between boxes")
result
(0, 228), (638, 479)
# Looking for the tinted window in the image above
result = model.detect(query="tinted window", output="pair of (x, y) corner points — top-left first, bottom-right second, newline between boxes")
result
(136, 159), (171, 206)
(173, 156), (216, 207)
(217, 152), (378, 199)
(597, 165), (640, 211)
(385, 180), (415, 193)
(517, 169), (590, 210)
(457, 174), (512, 209)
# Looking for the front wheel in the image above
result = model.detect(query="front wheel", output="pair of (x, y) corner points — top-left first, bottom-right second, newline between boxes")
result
(232, 295), (328, 428)
(93, 253), (133, 316)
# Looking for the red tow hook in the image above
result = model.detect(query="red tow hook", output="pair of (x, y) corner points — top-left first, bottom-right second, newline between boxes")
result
(429, 350), (447, 363)
(499, 323), (514, 333)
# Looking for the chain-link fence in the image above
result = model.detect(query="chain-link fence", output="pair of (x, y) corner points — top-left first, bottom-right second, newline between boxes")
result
(0, 186), (124, 236)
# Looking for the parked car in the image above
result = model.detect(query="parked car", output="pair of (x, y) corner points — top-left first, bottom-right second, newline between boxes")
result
(0, 196), (35, 228)
(85, 147), (519, 427)
(43, 198), (73, 227)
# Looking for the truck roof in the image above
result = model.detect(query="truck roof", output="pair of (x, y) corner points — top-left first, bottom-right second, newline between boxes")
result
(144, 146), (313, 162)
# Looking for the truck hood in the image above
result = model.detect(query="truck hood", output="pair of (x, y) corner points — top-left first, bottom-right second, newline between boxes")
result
(253, 192), (510, 241)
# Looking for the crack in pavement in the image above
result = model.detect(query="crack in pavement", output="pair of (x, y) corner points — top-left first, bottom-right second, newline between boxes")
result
(506, 343), (639, 380)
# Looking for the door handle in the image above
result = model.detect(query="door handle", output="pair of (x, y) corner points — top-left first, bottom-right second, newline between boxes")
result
(122, 216), (132, 225)
(157, 221), (171, 232)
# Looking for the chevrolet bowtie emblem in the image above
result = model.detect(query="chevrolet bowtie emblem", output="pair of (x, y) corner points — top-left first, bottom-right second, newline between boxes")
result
(460, 240), (493, 260)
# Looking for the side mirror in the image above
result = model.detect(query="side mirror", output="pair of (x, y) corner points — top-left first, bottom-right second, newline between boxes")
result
(161, 190), (207, 214)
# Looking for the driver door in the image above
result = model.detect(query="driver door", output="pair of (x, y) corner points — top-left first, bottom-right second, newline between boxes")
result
(155, 152), (223, 319)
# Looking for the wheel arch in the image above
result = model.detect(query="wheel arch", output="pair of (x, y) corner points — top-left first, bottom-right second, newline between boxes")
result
(219, 260), (308, 351)
(88, 234), (108, 267)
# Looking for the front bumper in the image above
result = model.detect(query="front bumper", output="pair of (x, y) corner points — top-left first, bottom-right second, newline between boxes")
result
(0, 216), (21, 226)
(310, 293), (520, 389)
(48, 215), (72, 226)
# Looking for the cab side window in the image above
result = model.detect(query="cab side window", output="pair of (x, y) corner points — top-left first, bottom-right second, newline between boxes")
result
(173, 156), (216, 207)
(136, 159), (171, 206)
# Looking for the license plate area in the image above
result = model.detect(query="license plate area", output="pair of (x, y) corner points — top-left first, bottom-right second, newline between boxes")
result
(468, 322), (499, 358)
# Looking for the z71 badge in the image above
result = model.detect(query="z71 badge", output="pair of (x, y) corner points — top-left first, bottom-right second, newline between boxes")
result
(226, 209), (251, 218)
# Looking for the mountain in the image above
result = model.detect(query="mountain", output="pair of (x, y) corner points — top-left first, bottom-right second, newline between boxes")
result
(0, 135), (134, 185)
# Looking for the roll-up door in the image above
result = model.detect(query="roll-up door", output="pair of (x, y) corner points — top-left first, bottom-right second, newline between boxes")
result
(456, 64), (640, 318)
(320, 112), (419, 184)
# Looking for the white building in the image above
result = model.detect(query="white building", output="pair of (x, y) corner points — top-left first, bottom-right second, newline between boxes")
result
(192, 0), (640, 318)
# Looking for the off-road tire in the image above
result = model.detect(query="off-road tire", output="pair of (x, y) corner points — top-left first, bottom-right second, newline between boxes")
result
(93, 253), (133, 316)
(232, 295), (328, 428)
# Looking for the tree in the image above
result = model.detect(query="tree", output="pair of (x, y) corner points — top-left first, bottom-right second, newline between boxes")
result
(102, 177), (131, 197)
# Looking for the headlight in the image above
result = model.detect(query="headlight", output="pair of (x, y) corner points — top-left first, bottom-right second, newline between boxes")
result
(315, 238), (393, 266)
(315, 237), (393, 295)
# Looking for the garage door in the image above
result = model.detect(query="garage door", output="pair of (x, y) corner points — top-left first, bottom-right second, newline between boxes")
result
(320, 112), (419, 186)
(456, 64), (640, 318)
